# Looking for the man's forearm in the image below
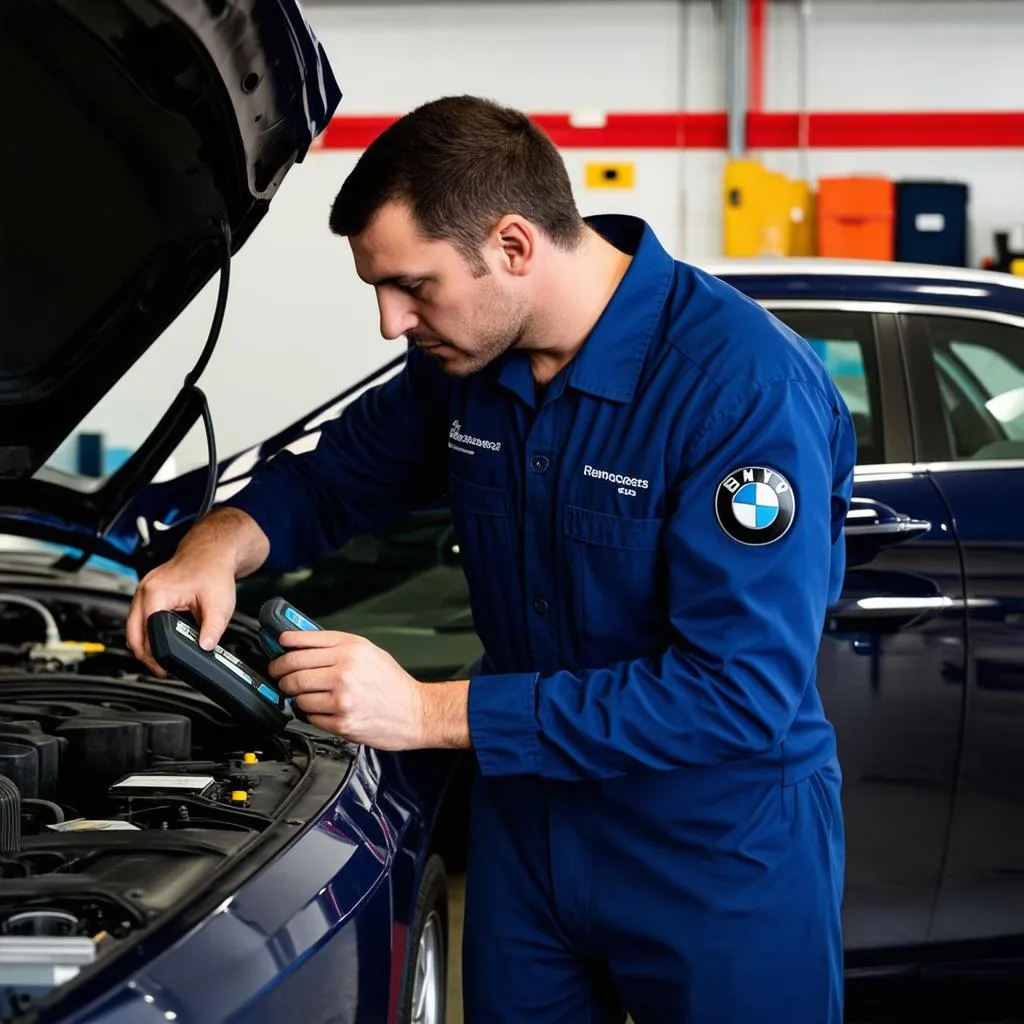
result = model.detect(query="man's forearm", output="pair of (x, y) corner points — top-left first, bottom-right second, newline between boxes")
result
(420, 680), (472, 749)
(177, 506), (271, 579)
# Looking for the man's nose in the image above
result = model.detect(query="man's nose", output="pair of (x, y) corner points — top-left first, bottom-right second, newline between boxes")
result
(378, 293), (419, 341)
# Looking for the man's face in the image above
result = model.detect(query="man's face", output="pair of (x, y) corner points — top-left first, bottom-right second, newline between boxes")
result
(349, 202), (529, 377)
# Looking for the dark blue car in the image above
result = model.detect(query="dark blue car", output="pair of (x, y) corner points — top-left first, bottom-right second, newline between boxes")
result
(710, 257), (1024, 991)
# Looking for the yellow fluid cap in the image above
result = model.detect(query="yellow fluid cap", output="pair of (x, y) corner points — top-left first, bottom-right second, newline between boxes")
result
(231, 791), (249, 803)
(242, 753), (258, 765)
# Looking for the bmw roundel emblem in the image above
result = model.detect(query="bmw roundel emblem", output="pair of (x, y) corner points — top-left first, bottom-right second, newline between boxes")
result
(715, 466), (796, 546)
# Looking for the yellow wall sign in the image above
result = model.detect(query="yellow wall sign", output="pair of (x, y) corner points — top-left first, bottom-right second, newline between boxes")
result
(585, 162), (635, 189)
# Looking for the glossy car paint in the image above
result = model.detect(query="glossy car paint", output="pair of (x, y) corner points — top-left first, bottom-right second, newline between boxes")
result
(46, 745), (458, 1024)
(926, 462), (1024, 964)
(716, 263), (1024, 980)
(705, 260), (1024, 319)
(822, 468), (964, 964)
(712, 262), (1024, 974)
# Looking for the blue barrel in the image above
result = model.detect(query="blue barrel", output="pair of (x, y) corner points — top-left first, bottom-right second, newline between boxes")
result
(76, 432), (103, 477)
(895, 181), (969, 267)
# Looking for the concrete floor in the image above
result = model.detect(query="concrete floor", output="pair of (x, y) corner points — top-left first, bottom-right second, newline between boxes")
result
(446, 873), (464, 1023)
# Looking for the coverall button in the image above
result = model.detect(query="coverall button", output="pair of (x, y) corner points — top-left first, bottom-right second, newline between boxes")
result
(533, 598), (549, 615)
(530, 455), (549, 473)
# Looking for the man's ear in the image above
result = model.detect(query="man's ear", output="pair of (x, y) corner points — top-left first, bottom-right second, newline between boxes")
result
(490, 215), (536, 277)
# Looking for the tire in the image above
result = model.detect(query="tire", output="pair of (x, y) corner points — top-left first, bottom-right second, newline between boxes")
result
(398, 853), (449, 1024)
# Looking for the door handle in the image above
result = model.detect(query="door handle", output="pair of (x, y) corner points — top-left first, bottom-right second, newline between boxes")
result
(844, 498), (932, 567)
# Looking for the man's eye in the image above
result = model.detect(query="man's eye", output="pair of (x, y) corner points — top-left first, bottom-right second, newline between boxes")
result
(402, 281), (424, 296)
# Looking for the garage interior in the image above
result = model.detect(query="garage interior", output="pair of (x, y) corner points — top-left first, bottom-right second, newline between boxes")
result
(3, 1), (1024, 1022)
(45, 0), (1024, 479)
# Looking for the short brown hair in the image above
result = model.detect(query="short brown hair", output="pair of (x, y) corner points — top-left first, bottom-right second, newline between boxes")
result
(328, 95), (584, 272)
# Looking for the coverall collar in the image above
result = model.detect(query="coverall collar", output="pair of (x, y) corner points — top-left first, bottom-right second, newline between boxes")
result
(495, 215), (675, 407)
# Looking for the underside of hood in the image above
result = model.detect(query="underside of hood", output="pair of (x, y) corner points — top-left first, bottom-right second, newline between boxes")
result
(0, 0), (341, 479)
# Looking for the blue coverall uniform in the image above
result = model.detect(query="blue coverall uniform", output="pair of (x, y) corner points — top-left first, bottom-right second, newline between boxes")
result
(222, 214), (857, 1023)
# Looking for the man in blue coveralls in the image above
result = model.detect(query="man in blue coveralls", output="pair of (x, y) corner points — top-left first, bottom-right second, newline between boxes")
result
(126, 95), (856, 1023)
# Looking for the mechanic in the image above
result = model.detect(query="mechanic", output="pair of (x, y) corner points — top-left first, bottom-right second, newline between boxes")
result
(126, 95), (856, 1023)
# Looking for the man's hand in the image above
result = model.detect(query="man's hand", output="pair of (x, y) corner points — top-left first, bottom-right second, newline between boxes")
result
(125, 507), (270, 676)
(126, 551), (238, 677)
(269, 630), (470, 750)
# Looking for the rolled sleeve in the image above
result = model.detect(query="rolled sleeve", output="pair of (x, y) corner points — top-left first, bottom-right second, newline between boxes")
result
(468, 671), (543, 776)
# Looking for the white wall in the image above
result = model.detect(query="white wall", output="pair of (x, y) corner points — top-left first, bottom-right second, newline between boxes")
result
(64, 0), (1024, 477)
(66, 0), (717, 474)
(760, 0), (1024, 267)
(765, 1), (1024, 112)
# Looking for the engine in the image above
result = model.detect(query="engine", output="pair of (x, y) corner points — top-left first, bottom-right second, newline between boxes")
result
(0, 583), (328, 1022)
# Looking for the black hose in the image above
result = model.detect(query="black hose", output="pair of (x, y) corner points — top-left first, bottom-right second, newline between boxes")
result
(187, 219), (231, 522)
(185, 220), (232, 389)
(195, 389), (218, 522)
(22, 799), (64, 825)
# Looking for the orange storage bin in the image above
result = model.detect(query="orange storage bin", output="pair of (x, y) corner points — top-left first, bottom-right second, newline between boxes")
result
(817, 176), (894, 260)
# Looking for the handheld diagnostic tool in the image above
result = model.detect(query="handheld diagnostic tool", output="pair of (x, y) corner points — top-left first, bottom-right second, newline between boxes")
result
(147, 611), (291, 734)
(257, 597), (323, 659)
(257, 598), (325, 724)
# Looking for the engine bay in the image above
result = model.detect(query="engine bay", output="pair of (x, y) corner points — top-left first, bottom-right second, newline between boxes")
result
(0, 572), (345, 1021)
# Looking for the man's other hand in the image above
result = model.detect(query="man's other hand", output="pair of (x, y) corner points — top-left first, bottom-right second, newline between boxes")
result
(269, 630), (470, 750)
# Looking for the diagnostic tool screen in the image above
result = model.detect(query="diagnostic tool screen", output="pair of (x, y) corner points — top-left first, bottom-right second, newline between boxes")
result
(171, 618), (283, 709)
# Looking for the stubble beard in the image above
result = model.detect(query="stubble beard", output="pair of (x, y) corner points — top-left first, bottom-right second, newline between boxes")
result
(411, 294), (530, 378)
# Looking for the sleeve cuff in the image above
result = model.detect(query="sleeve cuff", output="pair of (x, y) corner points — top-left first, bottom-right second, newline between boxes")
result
(467, 671), (542, 776)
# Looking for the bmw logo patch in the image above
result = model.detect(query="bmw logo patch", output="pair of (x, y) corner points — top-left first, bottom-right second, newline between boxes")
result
(715, 466), (796, 546)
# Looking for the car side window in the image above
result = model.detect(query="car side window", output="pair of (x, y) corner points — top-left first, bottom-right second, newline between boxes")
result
(768, 309), (884, 466)
(916, 315), (1024, 461)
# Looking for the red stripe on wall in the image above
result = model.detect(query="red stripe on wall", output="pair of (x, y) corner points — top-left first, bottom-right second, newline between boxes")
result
(321, 116), (398, 149)
(320, 111), (1024, 151)
(748, 111), (1024, 149)
(532, 113), (727, 149)
(321, 112), (728, 150)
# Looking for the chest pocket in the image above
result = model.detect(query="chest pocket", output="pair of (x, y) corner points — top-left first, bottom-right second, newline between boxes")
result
(563, 505), (667, 665)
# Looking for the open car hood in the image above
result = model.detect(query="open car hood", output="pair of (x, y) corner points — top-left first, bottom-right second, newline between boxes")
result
(0, 0), (340, 556)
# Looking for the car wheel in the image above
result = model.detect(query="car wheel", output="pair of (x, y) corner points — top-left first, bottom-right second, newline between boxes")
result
(399, 853), (448, 1024)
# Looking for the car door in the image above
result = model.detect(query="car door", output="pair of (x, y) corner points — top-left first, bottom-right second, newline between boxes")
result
(899, 307), (1024, 961)
(766, 304), (966, 968)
